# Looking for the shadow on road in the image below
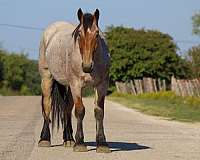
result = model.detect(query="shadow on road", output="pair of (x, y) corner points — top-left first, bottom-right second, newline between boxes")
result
(51, 144), (63, 147)
(85, 142), (151, 152)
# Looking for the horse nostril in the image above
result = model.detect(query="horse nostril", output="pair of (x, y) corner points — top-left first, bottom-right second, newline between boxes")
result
(91, 62), (94, 69)
(82, 63), (93, 73)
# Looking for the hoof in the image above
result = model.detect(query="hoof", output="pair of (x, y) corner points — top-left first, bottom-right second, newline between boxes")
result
(64, 140), (75, 147)
(38, 140), (51, 147)
(96, 146), (111, 153)
(73, 144), (88, 152)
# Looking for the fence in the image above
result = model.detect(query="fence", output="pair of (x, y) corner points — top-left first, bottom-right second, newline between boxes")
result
(171, 76), (200, 97)
(115, 77), (166, 95)
(115, 76), (200, 97)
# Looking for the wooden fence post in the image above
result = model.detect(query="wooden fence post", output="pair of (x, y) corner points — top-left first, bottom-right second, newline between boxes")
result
(158, 79), (162, 91)
(130, 80), (136, 95)
(134, 79), (143, 94)
(143, 77), (155, 93)
(115, 76), (200, 97)
(153, 79), (158, 93)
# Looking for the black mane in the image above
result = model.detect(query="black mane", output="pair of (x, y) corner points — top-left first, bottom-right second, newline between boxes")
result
(82, 13), (93, 32)
(72, 13), (94, 42)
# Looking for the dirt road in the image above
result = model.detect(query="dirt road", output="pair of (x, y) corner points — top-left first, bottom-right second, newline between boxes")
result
(0, 96), (199, 160)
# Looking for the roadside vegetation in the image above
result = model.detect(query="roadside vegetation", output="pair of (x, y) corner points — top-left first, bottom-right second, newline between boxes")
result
(0, 48), (41, 95)
(105, 26), (192, 85)
(109, 91), (200, 122)
(1, 13), (200, 123)
(105, 20), (200, 122)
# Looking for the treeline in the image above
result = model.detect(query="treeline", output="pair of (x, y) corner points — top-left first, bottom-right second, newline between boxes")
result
(106, 26), (191, 81)
(0, 26), (199, 95)
(105, 26), (199, 92)
(0, 49), (41, 95)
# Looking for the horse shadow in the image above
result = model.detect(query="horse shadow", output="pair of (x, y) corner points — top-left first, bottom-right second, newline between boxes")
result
(85, 141), (151, 152)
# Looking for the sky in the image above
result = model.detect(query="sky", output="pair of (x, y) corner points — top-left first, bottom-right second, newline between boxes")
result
(0, 0), (200, 59)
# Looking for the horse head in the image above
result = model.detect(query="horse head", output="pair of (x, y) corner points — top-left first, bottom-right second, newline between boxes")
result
(72, 8), (100, 73)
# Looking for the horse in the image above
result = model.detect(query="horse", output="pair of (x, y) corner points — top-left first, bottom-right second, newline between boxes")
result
(38, 8), (111, 153)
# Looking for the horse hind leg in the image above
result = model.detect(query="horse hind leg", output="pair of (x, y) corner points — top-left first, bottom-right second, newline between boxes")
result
(38, 71), (53, 147)
(50, 81), (75, 147)
(63, 87), (75, 147)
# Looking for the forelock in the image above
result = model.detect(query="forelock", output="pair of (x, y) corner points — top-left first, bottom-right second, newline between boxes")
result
(83, 13), (94, 32)
(72, 13), (95, 42)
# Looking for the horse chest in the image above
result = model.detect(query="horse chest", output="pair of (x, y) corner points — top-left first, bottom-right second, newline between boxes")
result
(80, 75), (93, 85)
(79, 72), (103, 87)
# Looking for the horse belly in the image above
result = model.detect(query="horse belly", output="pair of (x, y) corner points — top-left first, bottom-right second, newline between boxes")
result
(48, 53), (69, 85)
(46, 37), (71, 86)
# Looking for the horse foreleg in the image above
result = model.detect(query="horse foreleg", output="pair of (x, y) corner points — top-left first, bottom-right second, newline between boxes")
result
(38, 75), (53, 147)
(70, 84), (87, 152)
(94, 81), (111, 153)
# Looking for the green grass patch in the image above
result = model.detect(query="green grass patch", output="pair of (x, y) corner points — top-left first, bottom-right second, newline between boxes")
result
(108, 91), (200, 122)
(82, 86), (95, 97)
(0, 87), (21, 96)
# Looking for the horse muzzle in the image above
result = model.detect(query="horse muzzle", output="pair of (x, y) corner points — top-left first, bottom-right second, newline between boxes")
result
(82, 62), (94, 73)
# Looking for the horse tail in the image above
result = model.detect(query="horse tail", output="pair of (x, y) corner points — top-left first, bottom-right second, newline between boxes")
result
(51, 80), (72, 132)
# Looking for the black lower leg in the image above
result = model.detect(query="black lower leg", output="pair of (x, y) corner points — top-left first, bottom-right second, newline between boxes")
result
(63, 116), (74, 142)
(40, 118), (50, 141)
(94, 107), (107, 146)
(75, 108), (85, 145)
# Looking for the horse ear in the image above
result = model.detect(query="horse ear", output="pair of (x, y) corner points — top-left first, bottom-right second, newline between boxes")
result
(77, 8), (83, 22)
(94, 9), (99, 25)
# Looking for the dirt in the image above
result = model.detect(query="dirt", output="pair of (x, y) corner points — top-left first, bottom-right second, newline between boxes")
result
(0, 96), (199, 160)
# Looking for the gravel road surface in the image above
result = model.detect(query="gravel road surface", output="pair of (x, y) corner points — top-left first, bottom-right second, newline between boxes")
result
(0, 96), (199, 160)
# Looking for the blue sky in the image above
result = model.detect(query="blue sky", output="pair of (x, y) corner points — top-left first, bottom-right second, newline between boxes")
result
(0, 0), (200, 59)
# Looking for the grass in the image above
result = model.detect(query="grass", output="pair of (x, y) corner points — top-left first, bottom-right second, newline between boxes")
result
(0, 87), (21, 96)
(108, 91), (200, 122)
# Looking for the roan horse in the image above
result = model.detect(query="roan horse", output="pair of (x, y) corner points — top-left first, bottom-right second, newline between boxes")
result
(38, 8), (111, 153)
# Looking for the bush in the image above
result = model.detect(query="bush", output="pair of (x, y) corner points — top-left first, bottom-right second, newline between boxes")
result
(105, 26), (191, 83)
(0, 48), (41, 95)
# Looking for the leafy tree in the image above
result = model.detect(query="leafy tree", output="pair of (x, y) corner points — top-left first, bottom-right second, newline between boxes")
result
(2, 53), (27, 90)
(0, 49), (41, 95)
(23, 59), (41, 95)
(105, 26), (190, 82)
(192, 11), (200, 36)
(0, 50), (5, 83)
(186, 45), (200, 78)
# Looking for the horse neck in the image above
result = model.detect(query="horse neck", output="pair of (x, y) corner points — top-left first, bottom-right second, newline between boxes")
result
(94, 37), (108, 64)
(94, 40), (102, 62)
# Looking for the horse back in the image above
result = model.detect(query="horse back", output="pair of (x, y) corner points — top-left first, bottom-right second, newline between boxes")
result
(43, 21), (75, 47)
(39, 21), (76, 84)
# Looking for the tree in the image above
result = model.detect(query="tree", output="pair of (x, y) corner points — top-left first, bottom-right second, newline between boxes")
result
(0, 49), (5, 83)
(186, 45), (200, 78)
(0, 49), (41, 95)
(192, 11), (200, 36)
(105, 26), (190, 82)
(23, 59), (41, 95)
(2, 53), (28, 90)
